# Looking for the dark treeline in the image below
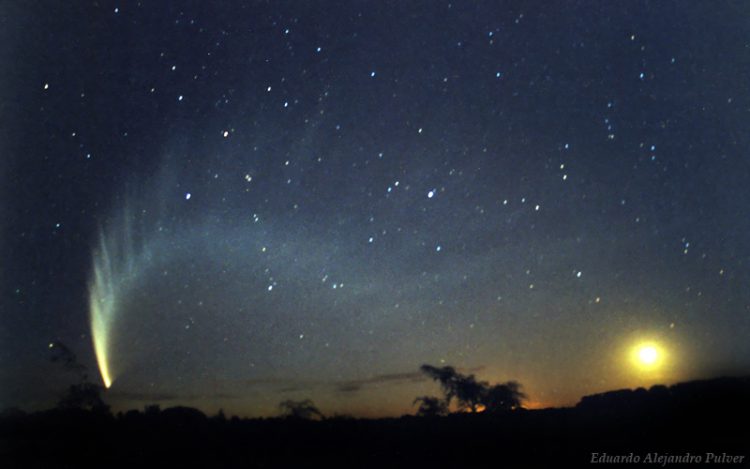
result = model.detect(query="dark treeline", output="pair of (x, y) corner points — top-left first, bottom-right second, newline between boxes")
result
(1, 374), (749, 468)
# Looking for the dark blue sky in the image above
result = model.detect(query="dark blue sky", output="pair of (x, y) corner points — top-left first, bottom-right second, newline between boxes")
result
(2, 1), (750, 417)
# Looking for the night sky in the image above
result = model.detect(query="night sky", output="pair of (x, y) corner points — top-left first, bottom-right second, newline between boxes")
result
(3, 1), (750, 418)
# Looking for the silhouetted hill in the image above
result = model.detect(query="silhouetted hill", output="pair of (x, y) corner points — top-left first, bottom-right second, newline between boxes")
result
(1, 376), (748, 468)
(577, 376), (750, 414)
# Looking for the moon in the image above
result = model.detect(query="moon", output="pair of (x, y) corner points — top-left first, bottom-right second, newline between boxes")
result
(631, 342), (664, 371)
(638, 345), (658, 365)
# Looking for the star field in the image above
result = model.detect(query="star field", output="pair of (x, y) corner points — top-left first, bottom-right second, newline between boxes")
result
(2, 1), (750, 417)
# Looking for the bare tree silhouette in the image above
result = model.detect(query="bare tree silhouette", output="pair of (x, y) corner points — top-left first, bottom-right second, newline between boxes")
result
(49, 341), (88, 381)
(49, 341), (109, 413)
(57, 382), (110, 413)
(413, 396), (449, 417)
(278, 399), (324, 420)
(420, 365), (487, 412)
(420, 364), (525, 414)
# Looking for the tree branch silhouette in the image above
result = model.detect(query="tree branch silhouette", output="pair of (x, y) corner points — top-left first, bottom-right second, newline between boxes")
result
(419, 364), (525, 414)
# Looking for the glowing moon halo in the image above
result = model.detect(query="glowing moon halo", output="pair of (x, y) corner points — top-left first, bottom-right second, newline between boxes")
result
(630, 342), (665, 371)
(638, 345), (658, 365)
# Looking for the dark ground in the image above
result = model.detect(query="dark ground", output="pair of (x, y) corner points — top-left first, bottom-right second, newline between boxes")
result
(1, 376), (748, 469)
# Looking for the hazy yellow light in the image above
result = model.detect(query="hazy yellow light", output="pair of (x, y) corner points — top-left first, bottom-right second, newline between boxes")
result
(638, 345), (658, 365)
(631, 342), (664, 371)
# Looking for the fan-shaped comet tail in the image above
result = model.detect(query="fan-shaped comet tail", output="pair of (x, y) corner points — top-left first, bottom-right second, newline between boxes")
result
(88, 210), (149, 390)
(89, 232), (118, 388)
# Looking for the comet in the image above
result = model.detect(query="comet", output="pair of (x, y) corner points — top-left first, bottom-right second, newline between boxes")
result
(88, 209), (151, 389)
(89, 231), (118, 388)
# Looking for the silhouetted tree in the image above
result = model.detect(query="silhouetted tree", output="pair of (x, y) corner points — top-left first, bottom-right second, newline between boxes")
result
(160, 406), (207, 425)
(49, 340), (109, 414)
(482, 381), (526, 413)
(49, 341), (88, 381)
(419, 365), (459, 398)
(58, 382), (110, 413)
(420, 364), (526, 413)
(454, 374), (488, 412)
(413, 396), (449, 417)
(420, 365), (488, 412)
(213, 408), (227, 422)
(278, 399), (323, 420)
